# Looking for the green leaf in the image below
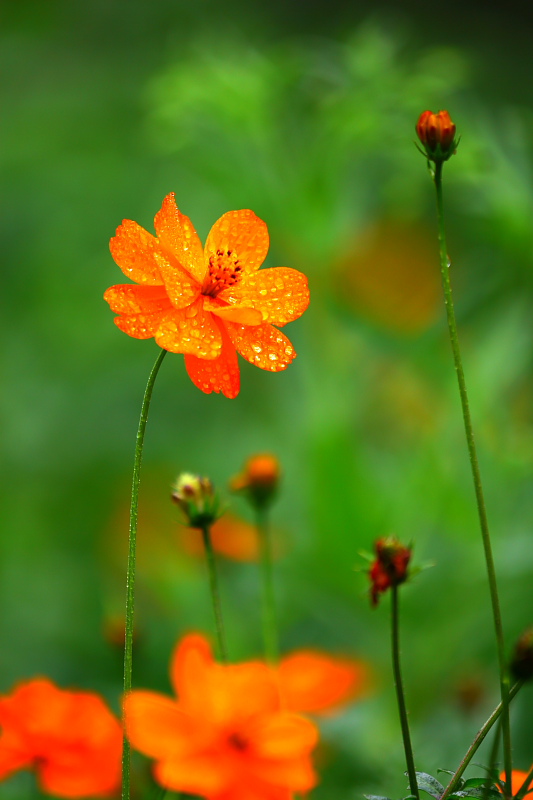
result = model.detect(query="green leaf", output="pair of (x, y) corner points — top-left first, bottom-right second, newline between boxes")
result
(364, 794), (394, 800)
(415, 773), (446, 798)
(463, 779), (497, 789)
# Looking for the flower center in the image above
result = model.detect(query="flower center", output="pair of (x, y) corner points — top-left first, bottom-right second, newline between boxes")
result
(227, 732), (248, 752)
(202, 249), (243, 298)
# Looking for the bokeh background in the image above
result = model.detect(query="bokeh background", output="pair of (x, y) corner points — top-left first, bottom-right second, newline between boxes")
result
(3, 0), (533, 797)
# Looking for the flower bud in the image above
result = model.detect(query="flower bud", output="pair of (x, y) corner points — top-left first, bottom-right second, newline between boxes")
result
(172, 472), (220, 528)
(416, 110), (458, 163)
(510, 627), (533, 682)
(369, 536), (412, 607)
(230, 454), (280, 509)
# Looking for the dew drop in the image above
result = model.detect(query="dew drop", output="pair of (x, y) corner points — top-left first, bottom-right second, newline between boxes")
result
(185, 305), (198, 318)
(268, 353), (278, 361)
(252, 344), (262, 353)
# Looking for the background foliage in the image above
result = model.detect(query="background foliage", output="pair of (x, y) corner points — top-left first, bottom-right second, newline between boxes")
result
(3, 0), (533, 797)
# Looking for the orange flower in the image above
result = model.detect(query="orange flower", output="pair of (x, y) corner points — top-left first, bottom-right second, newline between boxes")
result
(104, 194), (310, 398)
(124, 634), (318, 800)
(0, 678), (122, 798)
(499, 770), (533, 798)
(277, 650), (369, 715)
(230, 453), (281, 509)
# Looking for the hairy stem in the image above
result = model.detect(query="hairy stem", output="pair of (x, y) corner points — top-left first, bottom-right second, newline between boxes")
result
(201, 524), (228, 663)
(257, 507), (279, 664)
(433, 160), (512, 791)
(391, 586), (419, 800)
(122, 347), (167, 800)
(440, 682), (521, 800)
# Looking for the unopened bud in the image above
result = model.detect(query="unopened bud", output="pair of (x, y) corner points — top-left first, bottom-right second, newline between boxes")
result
(369, 536), (412, 607)
(416, 110), (458, 163)
(510, 627), (533, 682)
(172, 473), (219, 528)
(230, 454), (280, 509)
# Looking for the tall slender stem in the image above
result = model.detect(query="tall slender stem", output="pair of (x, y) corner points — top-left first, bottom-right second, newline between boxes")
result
(440, 682), (521, 800)
(256, 507), (279, 664)
(122, 347), (167, 800)
(433, 160), (512, 791)
(391, 586), (419, 800)
(201, 524), (228, 663)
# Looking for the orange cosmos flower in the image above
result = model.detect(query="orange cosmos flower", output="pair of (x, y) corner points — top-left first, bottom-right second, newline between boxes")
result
(499, 769), (533, 798)
(104, 194), (310, 398)
(0, 678), (122, 798)
(124, 633), (318, 800)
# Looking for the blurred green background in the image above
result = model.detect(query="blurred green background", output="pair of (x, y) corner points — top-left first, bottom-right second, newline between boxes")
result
(3, 0), (533, 797)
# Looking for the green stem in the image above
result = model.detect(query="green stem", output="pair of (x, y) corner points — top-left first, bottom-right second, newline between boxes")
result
(256, 507), (279, 664)
(391, 586), (419, 800)
(440, 681), (522, 800)
(122, 347), (167, 800)
(516, 764), (533, 800)
(433, 160), (512, 791)
(201, 524), (228, 663)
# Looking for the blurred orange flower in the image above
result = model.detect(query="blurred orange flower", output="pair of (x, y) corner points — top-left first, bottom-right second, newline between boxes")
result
(124, 633), (318, 799)
(499, 769), (533, 798)
(277, 650), (369, 715)
(104, 194), (310, 398)
(0, 678), (122, 798)
(181, 513), (261, 561)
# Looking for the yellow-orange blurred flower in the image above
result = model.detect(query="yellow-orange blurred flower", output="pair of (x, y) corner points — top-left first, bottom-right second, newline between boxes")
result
(230, 453), (281, 509)
(0, 678), (122, 798)
(124, 633), (318, 800)
(180, 513), (262, 561)
(105, 194), (310, 398)
(499, 769), (533, 798)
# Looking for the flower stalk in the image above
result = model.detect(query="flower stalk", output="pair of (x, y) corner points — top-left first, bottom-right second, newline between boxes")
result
(439, 681), (522, 800)
(256, 506), (279, 665)
(432, 157), (512, 791)
(390, 585), (419, 800)
(201, 524), (228, 663)
(122, 347), (167, 800)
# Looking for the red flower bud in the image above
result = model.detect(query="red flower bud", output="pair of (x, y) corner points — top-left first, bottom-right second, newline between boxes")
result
(369, 537), (412, 607)
(230, 453), (281, 509)
(416, 110), (458, 162)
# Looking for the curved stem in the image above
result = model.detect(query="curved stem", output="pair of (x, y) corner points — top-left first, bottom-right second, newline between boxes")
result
(256, 507), (279, 664)
(440, 682), (521, 800)
(433, 160), (512, 791)
(201, 524), (228, 663)
(122, 347), (167, 800)
(391, 586), (419, 800)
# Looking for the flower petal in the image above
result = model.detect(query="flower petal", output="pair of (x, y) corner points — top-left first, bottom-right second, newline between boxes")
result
(154, 193), (206, 283)
(246, 755), (317, 793)
(104, 284), (173, 315)
(155, 753), (234, 795)
(248, 712), (318, 759)
(277, 650), (368, 714)
(226, 323), (297, 372)
(223, 267), (309, 326)
(203, 298), (263, 326)
(155, 301), (222, 359)
(115, 310), (172, 340)
(110, 220), (165, 285)
(185, 321), (240, 397)
(124, 691), (194, 760)
(205, 210), (269, 275)
(153, 251), (201, 309)
(170, 633), (214, 701)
